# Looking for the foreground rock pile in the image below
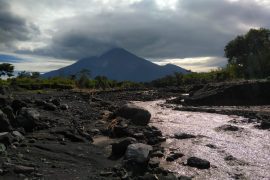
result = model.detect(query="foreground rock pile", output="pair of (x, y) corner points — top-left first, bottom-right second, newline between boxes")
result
(104, 103), (184, 179)
(0, 87), (186, 179)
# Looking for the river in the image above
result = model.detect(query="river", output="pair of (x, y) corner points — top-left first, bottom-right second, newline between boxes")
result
(134, 100), (270, 180)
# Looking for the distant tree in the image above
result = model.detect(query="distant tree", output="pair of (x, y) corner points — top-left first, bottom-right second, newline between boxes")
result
(225, 28), (270, 78)
(76, 69), (91, 88)
(95, 76), (109, 90)
(17, 71), (31, 78)
(69, 74), (76, 80)
(31, 72), (40, 79)
(0, 63), (14, 78)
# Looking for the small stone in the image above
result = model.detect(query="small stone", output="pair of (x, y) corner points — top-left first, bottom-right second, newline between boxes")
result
(178, 175), (193, 180)
(95, 120), (106, 126)
(60, 104), (69, 110)
(51, 99), (60, 106)
(149, 158), (160, 168)
(89, 129), (100, 135)
(141, 173), (159, 180)
(216, 124), (241, 131)
(28, 139), (36, 143)
(206, 144), (217, 149)
(187, 157), (210, 169)
(100, 171), (113, 177)
(13, 165), (35, 174)
(158, 136), (166, 142)
(133, 133), (144, 139)
(12, 131), (25, 141)
(224, 155), (236, 161)
(43, 103), (57, 111)
(151, 151), (164, 158)
(166, 152), (184, 162)
(125, 143), (153, 164)
(34, 173), (43, 177)
(64, 132), (86, 142)
(174, 133), (196, 139)
(0, 143), (6, 154)
(35, 100), (46, 106)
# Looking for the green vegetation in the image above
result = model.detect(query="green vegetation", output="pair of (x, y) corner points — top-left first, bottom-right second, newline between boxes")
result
(0, 67), (143, 90)
(150, 69), (234, 87)
(225, 28), (270, 79)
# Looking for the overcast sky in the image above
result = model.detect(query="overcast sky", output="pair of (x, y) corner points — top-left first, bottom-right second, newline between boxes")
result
(0, 0), (270, 72)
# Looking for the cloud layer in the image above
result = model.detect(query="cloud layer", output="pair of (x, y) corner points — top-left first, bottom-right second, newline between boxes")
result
(0, 0), (39, 51)
(1, 0), (270, 72)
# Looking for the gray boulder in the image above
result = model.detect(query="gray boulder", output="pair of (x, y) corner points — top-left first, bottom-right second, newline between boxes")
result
(125, 143), (153, 164)
(16, 108), (40, 132)
(116, 104), (151, 126)
(0, 132), (14, 145)
(2, 106), (15, 125)
(12, 131), (25, 142)
(12, 99), (27, 112)
(112, 137), (137, 157)
(60, 104), (69, 110)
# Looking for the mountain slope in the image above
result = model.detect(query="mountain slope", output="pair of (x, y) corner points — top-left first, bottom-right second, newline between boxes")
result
(43, 48), (189, 82)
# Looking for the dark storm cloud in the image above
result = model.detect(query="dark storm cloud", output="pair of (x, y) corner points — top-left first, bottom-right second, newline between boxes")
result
(0, 0), (39, 50)
(19, 0), (270, 61)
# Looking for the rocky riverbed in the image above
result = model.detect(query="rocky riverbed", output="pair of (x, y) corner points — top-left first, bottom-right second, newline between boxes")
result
(0, 85), (269, 179)
(0, 88), (181, 180)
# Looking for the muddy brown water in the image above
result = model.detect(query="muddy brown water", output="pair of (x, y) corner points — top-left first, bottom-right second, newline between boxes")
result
(134, 100), (270, 180)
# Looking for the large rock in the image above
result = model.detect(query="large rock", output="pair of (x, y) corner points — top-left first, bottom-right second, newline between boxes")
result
(16, 108), (40, 132)
(0, 132), (14, 145)
(12, 99), (27, 112)
(0, 110), (12, 132)
(116, 104), (151, 126)
(187, 157), (210, 169)
(184, 81), (270, 106)
(111, 137), (137, 157)
(2, 106), (15, 125)
(125, 143), (153, 164)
